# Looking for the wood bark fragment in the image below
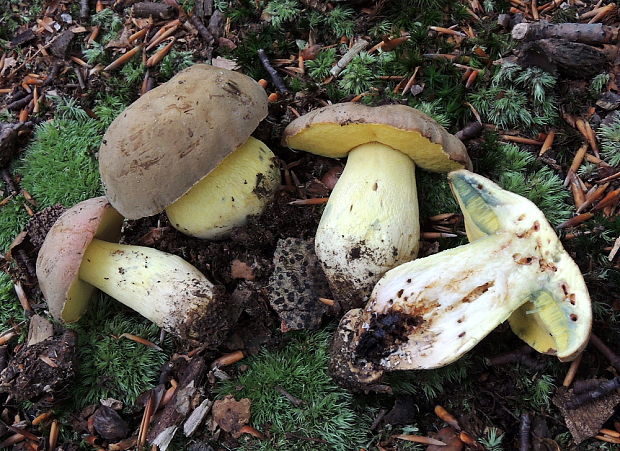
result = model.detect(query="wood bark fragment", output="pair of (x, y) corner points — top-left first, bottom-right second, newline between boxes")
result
(80, 0), (90, 20)
(148, 357), (206, 444)
(132, 2), (176, 19)
(189, 16), (213, 45)
(330, 39), (369, 78)
(512, 21), (619, 45)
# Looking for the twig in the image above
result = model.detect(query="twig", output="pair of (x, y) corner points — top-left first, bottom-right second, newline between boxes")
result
(566, 377), (620, 409)
(563, 352), (583, 387)
(485, 345), (545, 370)
(275, 386), (304, 406)
(80, 0), (90, 20)
(189, 16), (213, 45)
(329, 39), (369, 78)
(590, 333), (620, 371)
(519, 413), (532, 451)
(258, 48), (289, 94)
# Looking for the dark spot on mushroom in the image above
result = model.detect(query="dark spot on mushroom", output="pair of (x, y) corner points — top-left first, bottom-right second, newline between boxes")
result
(355, 312), (422, 364)
(570, 314), (578, 321)
(458, 332), (466, 338)
(372, 182), (378, 191)
(397, 289), (404, 298)
(407, 279), (411, 283)
(349, 247), (361, 259)
(477, 184), (483, 190)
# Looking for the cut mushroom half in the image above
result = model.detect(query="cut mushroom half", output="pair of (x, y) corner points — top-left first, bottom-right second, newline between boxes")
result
(36, 197), (235, 345)
(450, 170), (591, 359)
(339, 170), (590, 379)
(283, 103), (471, 310)
(99, 64), (280, 239)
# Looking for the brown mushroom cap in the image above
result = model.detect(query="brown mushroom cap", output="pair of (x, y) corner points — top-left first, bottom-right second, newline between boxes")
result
(36, 197), (123, 322)
(283, 103), (472, 172)
(99, 64), (268, 219)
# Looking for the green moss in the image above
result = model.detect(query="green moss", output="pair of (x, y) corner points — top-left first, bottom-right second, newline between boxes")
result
(69, 295), (171, 408)
(0, 195), (29, 252)
(0, 271), (27, 337)
(385, 355), (473, 400)
(18, 119), (103, 208)
(215, 329), (372, 450)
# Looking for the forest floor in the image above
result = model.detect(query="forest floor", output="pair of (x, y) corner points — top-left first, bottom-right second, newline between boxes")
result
(2, 0), (620, 450)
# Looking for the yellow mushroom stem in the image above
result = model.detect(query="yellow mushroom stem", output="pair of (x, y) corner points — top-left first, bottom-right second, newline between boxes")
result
(314, 142), (419, 306)
(165, 137), (280, 240)
(78, 238), (215, 330)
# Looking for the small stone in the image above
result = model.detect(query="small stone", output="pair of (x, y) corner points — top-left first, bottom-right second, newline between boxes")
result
(93, 405), (129, 441)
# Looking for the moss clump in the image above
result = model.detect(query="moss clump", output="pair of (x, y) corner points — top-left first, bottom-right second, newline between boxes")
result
(0, 195), (29, 252)
(69, 295), (171, 408)
(0, 271), (27, 337)
(216, 329), (371, 450)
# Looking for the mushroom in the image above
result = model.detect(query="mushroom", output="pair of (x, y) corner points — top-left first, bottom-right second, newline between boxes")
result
(283, 103), (471, 310)
(332, 170), (591, 384)
(99, 64), (280, 240)
(36, 197), (236, 345)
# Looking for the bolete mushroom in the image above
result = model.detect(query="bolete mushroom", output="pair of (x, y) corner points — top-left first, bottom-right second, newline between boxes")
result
(333, 170), (590, 385)
(283, 103), (471, 310)
(99, 64), (280, 239)
(36, 197), (235, 345)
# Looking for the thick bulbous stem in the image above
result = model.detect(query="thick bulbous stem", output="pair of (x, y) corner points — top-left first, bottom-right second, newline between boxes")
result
(315, 143), (419, 310)
(79, 238), (216, 338)
(165, 137), (280, 239)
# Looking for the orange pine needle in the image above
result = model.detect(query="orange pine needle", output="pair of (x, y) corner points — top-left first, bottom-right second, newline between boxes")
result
(146, 38), (175, 67)
(146, 24), (179, 51)
(563, 352), (583, 387)
(103, 45), (143, 72)
(434, 405), (461, 430)
(571, 178), (585, 209)
(32, 411), (53, 425)
(393, 435), (447, 446)
(465, 69), (478, 88)
(0, 331), (16, 345)
(557, 213), (594, 229)
(500, 135), (544, 146)
(577, 182), (610, 213)
(422, 232), (457, 239)
(258, 79), (268, 88)
(288, 197), (329, 205)
(429, 26), (466, 37)
(539, 130), (555, 156)
(593, 188), (620, 211)
(128, 28), (149, 44)
(211, 350), (245, 368)
(49, 420), (59, 449)
(600, 429), (620, 438)
(14, 282), (32, 312)
(268, 92), (280, 102)
(119, 333), (163, 350)
(238, 425), (266, 439)
(319, 297), (336, 306)
(595, 434), (620, 444)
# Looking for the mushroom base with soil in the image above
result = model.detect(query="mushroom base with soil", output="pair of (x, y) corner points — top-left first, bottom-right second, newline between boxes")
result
(165, 137), (281, 240)
(79, 239), (217, 338)
(315, 142), (419, 309)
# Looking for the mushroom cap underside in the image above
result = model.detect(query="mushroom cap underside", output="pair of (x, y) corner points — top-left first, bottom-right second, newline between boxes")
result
(36, 196), (124, 322)
(99, 64), (268, 219)
(283, 103), (472, 172)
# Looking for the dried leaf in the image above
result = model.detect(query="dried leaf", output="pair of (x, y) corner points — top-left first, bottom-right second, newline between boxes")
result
(212, 395), (251, 438)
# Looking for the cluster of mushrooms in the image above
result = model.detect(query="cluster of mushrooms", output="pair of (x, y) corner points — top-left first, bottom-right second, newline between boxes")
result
(36, 64), (592, 387)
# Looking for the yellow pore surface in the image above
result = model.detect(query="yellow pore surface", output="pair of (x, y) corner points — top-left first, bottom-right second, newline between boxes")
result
(286, 123), (463, 172)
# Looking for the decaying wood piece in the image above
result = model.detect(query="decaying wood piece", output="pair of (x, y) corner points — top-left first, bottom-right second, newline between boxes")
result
(513, 22), (620, 45)
(515, 38), (609, 78)
(0, 122), (32, 168)
(132, 2), (176, 19)
(148, 357), (206, 448)
(26, 315), (54, 346)
(330, 39), (370, 78)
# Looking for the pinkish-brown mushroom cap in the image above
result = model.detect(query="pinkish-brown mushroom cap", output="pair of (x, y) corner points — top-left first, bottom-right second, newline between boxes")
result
(36, 197), (123, 322)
